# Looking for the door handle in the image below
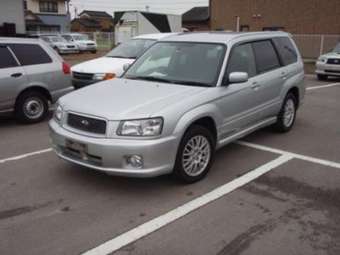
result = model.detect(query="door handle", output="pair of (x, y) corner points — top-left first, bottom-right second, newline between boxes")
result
(280, 72), (287, 80)
(11, 73), (23, 78)
(251, 82), (260, 90)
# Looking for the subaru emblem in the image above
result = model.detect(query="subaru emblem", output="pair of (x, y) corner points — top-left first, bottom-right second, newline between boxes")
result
(81, 119), (90, 126)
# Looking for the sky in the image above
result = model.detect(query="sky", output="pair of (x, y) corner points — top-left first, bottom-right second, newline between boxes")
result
(69, 0), (209, 17)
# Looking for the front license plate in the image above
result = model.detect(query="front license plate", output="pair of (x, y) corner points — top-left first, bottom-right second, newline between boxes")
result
(66, 139), (87, 154)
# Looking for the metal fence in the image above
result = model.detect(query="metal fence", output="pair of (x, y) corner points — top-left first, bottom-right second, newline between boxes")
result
(292, 34), (340, 60)
(81, 32), (115, 50)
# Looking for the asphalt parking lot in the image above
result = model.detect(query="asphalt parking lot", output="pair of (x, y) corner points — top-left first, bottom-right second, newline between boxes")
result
(1, 75), (340, 255)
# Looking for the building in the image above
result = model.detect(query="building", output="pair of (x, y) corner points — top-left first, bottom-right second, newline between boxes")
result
(25, 0), (71, 33)
(210, 0), (340, 34)
(71, 10), (114, 32)
(114, 11), (182, 44)
(0, 0), (26, 36)
(182, 7), (210, 31)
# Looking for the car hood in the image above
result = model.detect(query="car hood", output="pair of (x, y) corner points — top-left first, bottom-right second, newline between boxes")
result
(321, 52), (340, 59)
(71, 57), (134, 76)
(59, 78), (206, 120)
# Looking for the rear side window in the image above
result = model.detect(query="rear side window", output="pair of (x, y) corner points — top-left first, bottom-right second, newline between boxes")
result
(252, 40), (281, 73)
(273, 37), (298, 65)
(226, 43), (257, 78)
(0, 47), (18, 69)
(9, 44), (52, 66)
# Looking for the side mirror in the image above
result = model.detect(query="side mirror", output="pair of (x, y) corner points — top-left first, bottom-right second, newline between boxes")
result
(123, 63), (131, 72)
(228, 72), (249, 84)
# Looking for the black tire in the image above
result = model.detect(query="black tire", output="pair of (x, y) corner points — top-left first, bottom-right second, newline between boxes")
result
(273, 93), (297, 133)
(91, 50), (97, 54)
(317, 74), (328, 81)
(15, 91), (49, 124)
(173, 125), (215, 183)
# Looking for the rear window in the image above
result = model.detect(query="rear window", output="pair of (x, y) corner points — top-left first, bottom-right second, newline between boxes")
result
(273, 37), (298, 65)
(9, 44), (52, 66)
(252, 40), (281, 73)
(0, 47), (18, 69)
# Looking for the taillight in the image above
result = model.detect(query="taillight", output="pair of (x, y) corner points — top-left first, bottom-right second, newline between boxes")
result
(62, 62), (71, 74)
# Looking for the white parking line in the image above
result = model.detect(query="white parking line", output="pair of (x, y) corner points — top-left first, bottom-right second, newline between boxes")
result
(82, 154), (293, 255)
(0, 148), (52, 164)
(307, 82), (340, 90)
(237, 141), (340, 169)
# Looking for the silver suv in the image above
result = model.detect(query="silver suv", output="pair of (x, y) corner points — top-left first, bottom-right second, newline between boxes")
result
(49, 32), (304, 183)
(0, 37), (73, 123)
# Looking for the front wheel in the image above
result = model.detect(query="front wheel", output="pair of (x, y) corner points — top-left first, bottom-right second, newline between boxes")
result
(173, 125), (215, 183)
(273, 93), (297, 133)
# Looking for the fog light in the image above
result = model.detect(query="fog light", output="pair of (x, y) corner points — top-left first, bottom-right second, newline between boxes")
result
(125, 155), (143, 169)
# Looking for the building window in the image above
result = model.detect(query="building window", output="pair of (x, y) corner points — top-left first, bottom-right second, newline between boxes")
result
(39, 1), (58, 13)
(24, 0), (27, 10)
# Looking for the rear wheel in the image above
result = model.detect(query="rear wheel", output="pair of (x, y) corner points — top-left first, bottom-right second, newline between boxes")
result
(273, 93), (297, 133)
(317, 74), (328, 81)
(15, 91), (49, 124)
(173, 125), (215, 183)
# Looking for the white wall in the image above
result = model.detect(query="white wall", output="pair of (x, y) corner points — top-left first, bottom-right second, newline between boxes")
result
(0, 0), (26, 34)
(27, 0), (67, 15)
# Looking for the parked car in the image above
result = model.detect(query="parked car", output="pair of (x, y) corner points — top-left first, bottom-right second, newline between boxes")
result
(316, 43), (340, 80)
(40, 35), (79, 54)
(49, 32), (305, 183)
(0, 37), (73, 123)
(61, 33), (97, 54)
(71, 33), (177, 89)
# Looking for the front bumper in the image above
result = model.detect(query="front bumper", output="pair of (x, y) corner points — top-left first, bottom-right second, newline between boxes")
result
(49, 119), (179, 177)
(315, 62), (340, 76)
(72, 78), (96, 89)
(59, 48), (79, 54)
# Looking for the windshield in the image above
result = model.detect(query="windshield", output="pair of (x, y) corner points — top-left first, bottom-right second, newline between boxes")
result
(48, 36), (65, 43)
(333, 43), (340, 53)
(106, 39), (155, 59)
(124, 42), (226, 87)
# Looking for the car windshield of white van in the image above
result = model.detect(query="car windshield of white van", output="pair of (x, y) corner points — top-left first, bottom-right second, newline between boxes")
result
(333, 43), (340, 53)
(106, 39), (155, 59)
(124, 42), (226, 87)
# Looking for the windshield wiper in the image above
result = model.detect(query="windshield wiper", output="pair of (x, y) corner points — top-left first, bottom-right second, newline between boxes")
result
(107, 55), (135, 59)
(174, 80), (212, 87)
(126, 76), (175, 84)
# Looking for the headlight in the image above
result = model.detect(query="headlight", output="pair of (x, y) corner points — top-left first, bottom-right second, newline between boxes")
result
(93, 73), (116, 80)
(318, 57), (327, 63)
(117, 118), (163, 137)
(54, 105), (63, 122)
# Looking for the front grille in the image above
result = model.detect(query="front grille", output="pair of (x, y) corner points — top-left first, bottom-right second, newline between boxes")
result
(67, 45), (75, 49)
(327, 59), (340, 65)
(73, 72), (94, 80)
(60, 146), (102, 166)
(87, 43), (95, 46)
(67, 113), (107, 135)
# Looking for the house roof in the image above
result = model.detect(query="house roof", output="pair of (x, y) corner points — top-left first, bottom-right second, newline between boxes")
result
(182, 7), (209, 22)
(72, 18), (101, 28)
(79, 10), (112, 18)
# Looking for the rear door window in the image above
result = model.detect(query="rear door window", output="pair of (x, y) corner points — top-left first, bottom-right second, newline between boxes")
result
(252, 40), (281, 73)
(0, 46), (18, 69)
(8, 44), (52, 66)
(226, 43), (257, 78)
(273, 37), (298, 65)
